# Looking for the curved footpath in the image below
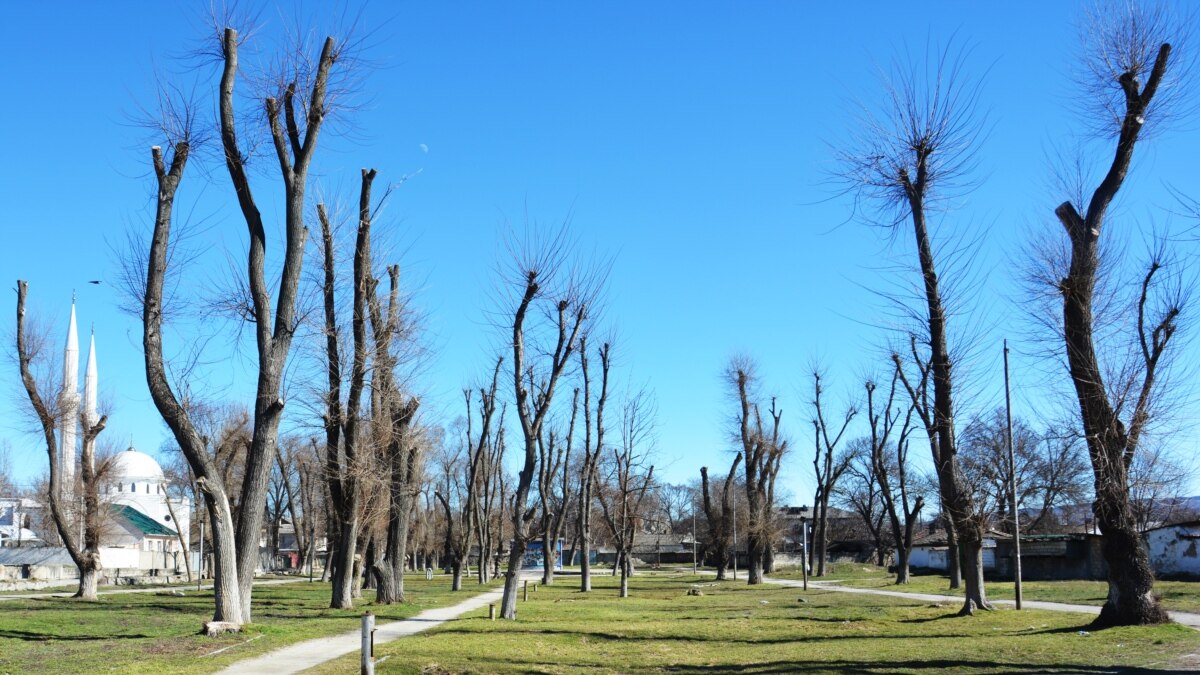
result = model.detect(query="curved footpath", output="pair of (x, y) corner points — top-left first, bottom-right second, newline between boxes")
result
(217, 581), (522, 675)
(765, 576), (1200, 629)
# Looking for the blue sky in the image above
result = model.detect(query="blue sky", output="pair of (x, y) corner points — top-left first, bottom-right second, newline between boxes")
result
(2, 2), (1197, 503)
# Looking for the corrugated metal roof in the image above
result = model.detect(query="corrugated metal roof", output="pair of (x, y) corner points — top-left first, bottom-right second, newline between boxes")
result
(0, 547), (75, 566)
(112, 504), (177, 537)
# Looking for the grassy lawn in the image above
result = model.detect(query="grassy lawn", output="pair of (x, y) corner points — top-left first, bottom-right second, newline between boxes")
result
(0, 576), (497, 674)
(313, 571), (1200, 674)
(0, 573), (299, 597)
(771, 563), (1200, 614)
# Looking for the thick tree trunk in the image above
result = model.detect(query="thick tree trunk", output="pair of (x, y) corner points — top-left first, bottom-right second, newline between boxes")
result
(895, 546), (911, 584)
(713, 544), (729, 581)
(208, 501), (244, 623)
(330, 521), (357, 609)
(746, 534), (765, 585)
(451, 560), (464, 591)
(946, 527), (962, 589)
(500, 539), (526, 619)
(1094, 476), (1166, 626)
(619, 554), (630, 598)
(957, 536), (989, 616)
(542, 531), (555, 586)
(76, 565), (99, 600)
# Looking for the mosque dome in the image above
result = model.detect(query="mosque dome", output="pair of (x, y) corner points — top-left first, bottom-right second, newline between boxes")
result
(108, 447), (166, 483)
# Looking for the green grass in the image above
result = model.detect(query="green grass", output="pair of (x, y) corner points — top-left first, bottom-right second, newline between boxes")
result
(0, 576), (497, 674)
(313, 571), (1200, 674)
(0, 573), (298, 597)
(771, 564), (1200, 614)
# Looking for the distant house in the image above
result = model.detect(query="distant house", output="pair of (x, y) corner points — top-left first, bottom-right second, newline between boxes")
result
(0, 498), (43, 548)
(99, 503), (183, 577)
(0, 547), (76, 582)
(994, 533), (1106, 581)
(909, 530), (1004, 572)
(777, 505), (858, 555)
(631, 533), (693, 565)
(1145, 521), (1200, 577)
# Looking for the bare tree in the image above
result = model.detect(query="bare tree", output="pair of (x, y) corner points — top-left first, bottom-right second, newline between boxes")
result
(537, 389), (579, 585)
(1048, 3), (1187, 626)
(728, 361), (787, 585)
(317, 171), (377, 610)
(1129, 442), (1197, 533)
(836, 36), (992, 613)
(700, 453), (742, 581)
(136, 20), (346, 628)
(437, 359), (502, 590)
(810, 370), (855, 577)
(14, 284), (108, 600)
(498, 229), (592, 619)
(840, 440), (890, 567)
(865, 369), (924, 583)
(959, 411), (1093, 535)
(597, 390), (657, 598)
(577, 337), (612, 592)
(0, 443), (14, 496)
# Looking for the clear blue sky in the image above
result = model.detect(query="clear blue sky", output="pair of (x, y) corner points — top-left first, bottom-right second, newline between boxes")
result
(3, 2), (1197, 502)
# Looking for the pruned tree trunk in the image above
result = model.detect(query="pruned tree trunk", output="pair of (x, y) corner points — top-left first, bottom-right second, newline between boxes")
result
(700, 454), (741, 581)
(578, 338), (610, 593)
(1052, 29), (1175, 628)
(499, 246), (588, 619)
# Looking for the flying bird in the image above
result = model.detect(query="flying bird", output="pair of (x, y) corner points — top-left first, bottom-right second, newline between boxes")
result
(88, 280), (102, 285)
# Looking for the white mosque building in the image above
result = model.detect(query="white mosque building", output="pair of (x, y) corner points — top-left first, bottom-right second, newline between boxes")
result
(58, 302), (191, 577)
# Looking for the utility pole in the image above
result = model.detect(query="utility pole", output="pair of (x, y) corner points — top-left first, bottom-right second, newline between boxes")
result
(692, 500), (698, 575)
(1004, 339), (1023, 610)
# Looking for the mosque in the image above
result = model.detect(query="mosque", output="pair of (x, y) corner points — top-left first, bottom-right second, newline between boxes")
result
(57, 302), (191, 576)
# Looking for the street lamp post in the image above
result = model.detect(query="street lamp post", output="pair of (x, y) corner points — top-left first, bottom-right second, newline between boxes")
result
(800, 515), (808, 591)
(692, 500), (698, 575)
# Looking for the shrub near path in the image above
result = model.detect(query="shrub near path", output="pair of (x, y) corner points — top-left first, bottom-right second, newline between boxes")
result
(313, 571), (1200, 674)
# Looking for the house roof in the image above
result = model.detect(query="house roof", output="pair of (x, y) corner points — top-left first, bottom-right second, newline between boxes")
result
(630, 533), (690, 554)
(778, 505), (857, 521)
(0, 547), (74, 567)
(912, 529), (1008, 548)
(112, 504), (177, 537)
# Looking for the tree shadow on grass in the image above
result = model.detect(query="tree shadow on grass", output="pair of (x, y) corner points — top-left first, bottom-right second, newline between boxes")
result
(660, 659), (1167, 674)
(431, 626), (967, 646)
(898, 612), (968, 624)
(0, 628), (154, 641)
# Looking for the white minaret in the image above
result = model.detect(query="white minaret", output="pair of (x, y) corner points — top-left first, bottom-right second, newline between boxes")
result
(83, 330), (98, 428)
(58, 301), (80, 494)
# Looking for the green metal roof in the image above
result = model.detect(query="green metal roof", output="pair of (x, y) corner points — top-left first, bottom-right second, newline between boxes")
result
(111, 504), (177, 537)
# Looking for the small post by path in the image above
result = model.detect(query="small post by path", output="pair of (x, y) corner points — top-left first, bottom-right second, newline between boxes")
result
(361, 612), (375, 675)
(488, 603), (496, 620)
(523, 580), (529, 602)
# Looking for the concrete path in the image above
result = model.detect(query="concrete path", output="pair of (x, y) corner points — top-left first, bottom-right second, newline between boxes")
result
(766, 576), (1200, 629)
(217, 585), (505, 675)
(0, 577), (304, 601)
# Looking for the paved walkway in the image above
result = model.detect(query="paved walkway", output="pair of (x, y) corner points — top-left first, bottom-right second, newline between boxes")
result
(766, 576), (1200, 629)
(217, 585), (507, 675)
(0, 577), (304, 601)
